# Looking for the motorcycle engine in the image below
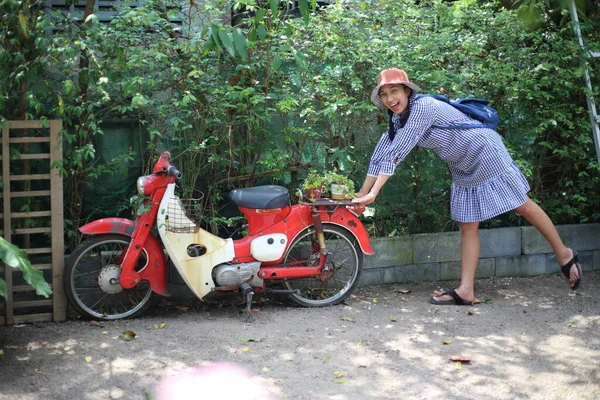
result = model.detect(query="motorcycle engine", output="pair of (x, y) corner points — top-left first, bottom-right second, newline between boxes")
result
(213, 261), (262, 287)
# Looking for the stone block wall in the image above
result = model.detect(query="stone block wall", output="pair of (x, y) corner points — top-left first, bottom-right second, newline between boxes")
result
(360, 223), (600, 286)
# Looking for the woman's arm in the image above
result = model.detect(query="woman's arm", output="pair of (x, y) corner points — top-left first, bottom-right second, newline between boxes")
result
(352, 173), (391, 205)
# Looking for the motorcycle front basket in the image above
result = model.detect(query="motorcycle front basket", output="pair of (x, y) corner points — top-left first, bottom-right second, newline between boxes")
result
(166, 194), (204, 233)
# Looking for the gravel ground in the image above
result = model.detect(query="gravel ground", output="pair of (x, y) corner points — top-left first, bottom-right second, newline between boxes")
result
(1, 271), (599, 400)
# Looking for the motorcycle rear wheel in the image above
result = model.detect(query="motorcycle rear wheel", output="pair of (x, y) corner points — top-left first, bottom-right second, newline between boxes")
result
(283, 225), (363, 307)
(64, 234), (154, 320)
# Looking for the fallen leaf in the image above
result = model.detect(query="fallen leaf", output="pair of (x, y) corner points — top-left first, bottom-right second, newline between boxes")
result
(0, 349), (4, 356)
(450, 355), (471, 363)
(569, 290), (586, 297)
(390, 316), (397, 322)
(262, 367), (270, 372)
(85, 356), (93, 363)
(442, 339), (452, 345)
(334, 371), (344, 377)
(340, 317), (356, 323)
(93, 360), (104, 365)
(356, 340), (362, 347)
(372, 299), (378, 303)
(397, 289), (411, 294)
(237, 337), (262, 343)
(467, 310), (474, 315)
(334, 378), (347, 384)
(175, 306), (189, 312)
(89, 320), (103, 327)
(484, 298), (493, 304)
(102, 331), (108, 335)
(243, 347), (250, 352)
(120, 330), (137, 341)
(323, 355), (330, 363)
(455, 361), (462, 370)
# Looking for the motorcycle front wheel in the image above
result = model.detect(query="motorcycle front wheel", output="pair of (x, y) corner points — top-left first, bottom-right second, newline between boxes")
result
(64, 234), (154, 320)
(283, 225), (363, 307)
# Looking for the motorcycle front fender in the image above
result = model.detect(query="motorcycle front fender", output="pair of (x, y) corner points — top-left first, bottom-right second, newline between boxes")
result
(79, 218), (169, 296)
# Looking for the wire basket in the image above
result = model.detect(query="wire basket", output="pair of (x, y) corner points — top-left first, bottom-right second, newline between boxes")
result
(166, 193), (204, 233)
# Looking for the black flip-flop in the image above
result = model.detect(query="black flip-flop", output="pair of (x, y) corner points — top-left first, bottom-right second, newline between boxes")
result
(560, 250), (582, 291)
(430, 289), (473, 306)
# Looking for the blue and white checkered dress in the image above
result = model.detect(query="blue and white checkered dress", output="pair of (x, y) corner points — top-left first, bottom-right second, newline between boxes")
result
(367, 94), (530, 223)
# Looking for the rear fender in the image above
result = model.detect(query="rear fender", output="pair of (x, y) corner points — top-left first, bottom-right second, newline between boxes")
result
(324, 208), (374, 255)
(79, 218), (169, 296)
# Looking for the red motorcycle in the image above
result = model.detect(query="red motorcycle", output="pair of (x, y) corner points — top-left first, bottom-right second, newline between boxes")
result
(63, 152), (374, 320)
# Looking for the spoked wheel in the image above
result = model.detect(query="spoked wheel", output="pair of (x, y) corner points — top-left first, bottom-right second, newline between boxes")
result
(283, 225), (363, 307)
(64, 234), (154, 320)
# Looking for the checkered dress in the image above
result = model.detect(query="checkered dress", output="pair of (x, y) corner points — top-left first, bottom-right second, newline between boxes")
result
(367, 94), (530, 223)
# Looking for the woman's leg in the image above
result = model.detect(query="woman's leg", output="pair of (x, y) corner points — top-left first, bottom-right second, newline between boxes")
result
(432, 221), (480, 303)
(515, 197), (579, 286)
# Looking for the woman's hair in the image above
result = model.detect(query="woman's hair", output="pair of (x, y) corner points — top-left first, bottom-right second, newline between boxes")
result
(387, 109), (395, 141)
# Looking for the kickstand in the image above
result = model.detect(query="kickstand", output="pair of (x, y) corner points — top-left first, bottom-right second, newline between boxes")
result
(240, 283), (255, 321)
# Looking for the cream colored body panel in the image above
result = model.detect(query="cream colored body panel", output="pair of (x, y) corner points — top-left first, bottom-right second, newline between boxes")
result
(157, 184), (234, 300)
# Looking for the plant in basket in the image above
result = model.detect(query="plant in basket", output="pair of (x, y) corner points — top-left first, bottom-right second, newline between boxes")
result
(300, 170), (325, 202)
(323, 171), (355, 200)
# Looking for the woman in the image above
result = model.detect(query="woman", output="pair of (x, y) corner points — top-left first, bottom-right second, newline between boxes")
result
(352, 68), (582, 305)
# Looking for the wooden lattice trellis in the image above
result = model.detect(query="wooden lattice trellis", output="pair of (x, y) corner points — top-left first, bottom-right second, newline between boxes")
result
(0, 120), (65, 325)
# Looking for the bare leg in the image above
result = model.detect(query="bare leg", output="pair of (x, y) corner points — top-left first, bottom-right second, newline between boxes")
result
(515, 197), (579, 286)
(432, 221), (479, 303)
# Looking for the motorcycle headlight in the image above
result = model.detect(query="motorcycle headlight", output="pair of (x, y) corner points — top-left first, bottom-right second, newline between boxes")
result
(136, 177), (146, 196)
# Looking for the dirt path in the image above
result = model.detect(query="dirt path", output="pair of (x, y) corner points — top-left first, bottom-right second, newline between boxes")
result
(1, 271), (599, 400)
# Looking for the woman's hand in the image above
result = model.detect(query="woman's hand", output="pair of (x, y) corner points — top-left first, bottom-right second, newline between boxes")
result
(352, 192), (377, 205)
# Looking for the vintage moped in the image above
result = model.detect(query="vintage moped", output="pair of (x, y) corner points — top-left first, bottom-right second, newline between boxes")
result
(64, 152), (374, 320)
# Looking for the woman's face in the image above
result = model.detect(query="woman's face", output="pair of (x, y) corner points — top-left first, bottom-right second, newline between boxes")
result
(379, 84), (411, 114)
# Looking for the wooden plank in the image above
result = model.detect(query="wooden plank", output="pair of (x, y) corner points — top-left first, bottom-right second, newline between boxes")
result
(12, 227), (52, 235)
(13, 313), (53, 324)
(10, 154), (50, 160)
(5, 121), (47, 129)
(2, 124), (13, 325)
(10, 174), (52, 181)
(10, 190), (51, 197)
(25, 248), (52, 255)
(33, 264), (53, 270)
(13, 299), (53, 308)
(50, 119), (65, 322)
(9, 211), (52, 218)
(12, 283), (53, 292)
(9, 137), (51, 144)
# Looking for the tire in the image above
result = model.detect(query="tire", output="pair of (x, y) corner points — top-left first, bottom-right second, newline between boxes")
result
(64, 234), (154, 320)
(283, 225), (363, 307)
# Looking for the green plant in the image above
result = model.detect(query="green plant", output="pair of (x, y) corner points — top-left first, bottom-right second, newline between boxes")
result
(0, 237), (52, 299)
(323, 171), (355, 199)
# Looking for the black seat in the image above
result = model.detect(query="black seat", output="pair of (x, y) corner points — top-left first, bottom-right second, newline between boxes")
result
(228, 185), (289, 209)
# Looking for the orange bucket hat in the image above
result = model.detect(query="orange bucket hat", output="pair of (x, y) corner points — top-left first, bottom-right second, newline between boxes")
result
(370, 68), (421, 109)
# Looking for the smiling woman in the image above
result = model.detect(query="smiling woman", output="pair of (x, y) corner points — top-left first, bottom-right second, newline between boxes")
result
(352, 67), (583, 306)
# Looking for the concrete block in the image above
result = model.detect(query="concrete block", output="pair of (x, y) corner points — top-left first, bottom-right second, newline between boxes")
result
(479, 227), (521, 258)
(389, 263), (440, 284)
(365, 236), (414, 269)
(414, 232), (461, 263)
(496, 254), (547, 277)
(358, 268), (384, 287)
(522, 223), (600, 254)
(579, 251), (594, 273)
(594, 250), (600, 271)
(439, 258), (495, 281)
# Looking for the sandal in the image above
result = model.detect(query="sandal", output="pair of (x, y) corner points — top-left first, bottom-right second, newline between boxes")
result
(430, 289), (473, 306)
(560, 250), (582, 291)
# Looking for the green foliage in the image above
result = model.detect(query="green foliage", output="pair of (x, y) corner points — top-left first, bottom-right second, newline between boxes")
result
(1, 0), (598, 243)
(0, 237), (52, 299)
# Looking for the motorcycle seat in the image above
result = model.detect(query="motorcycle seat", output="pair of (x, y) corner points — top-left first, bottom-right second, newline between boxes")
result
(228, 185), (290, 209)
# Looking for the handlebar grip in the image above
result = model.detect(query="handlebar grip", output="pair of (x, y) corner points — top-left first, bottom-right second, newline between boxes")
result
(168, 165), (183, 179)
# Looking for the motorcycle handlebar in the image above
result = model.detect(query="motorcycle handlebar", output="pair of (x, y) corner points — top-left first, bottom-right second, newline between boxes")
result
(168, 165), (183, 180)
